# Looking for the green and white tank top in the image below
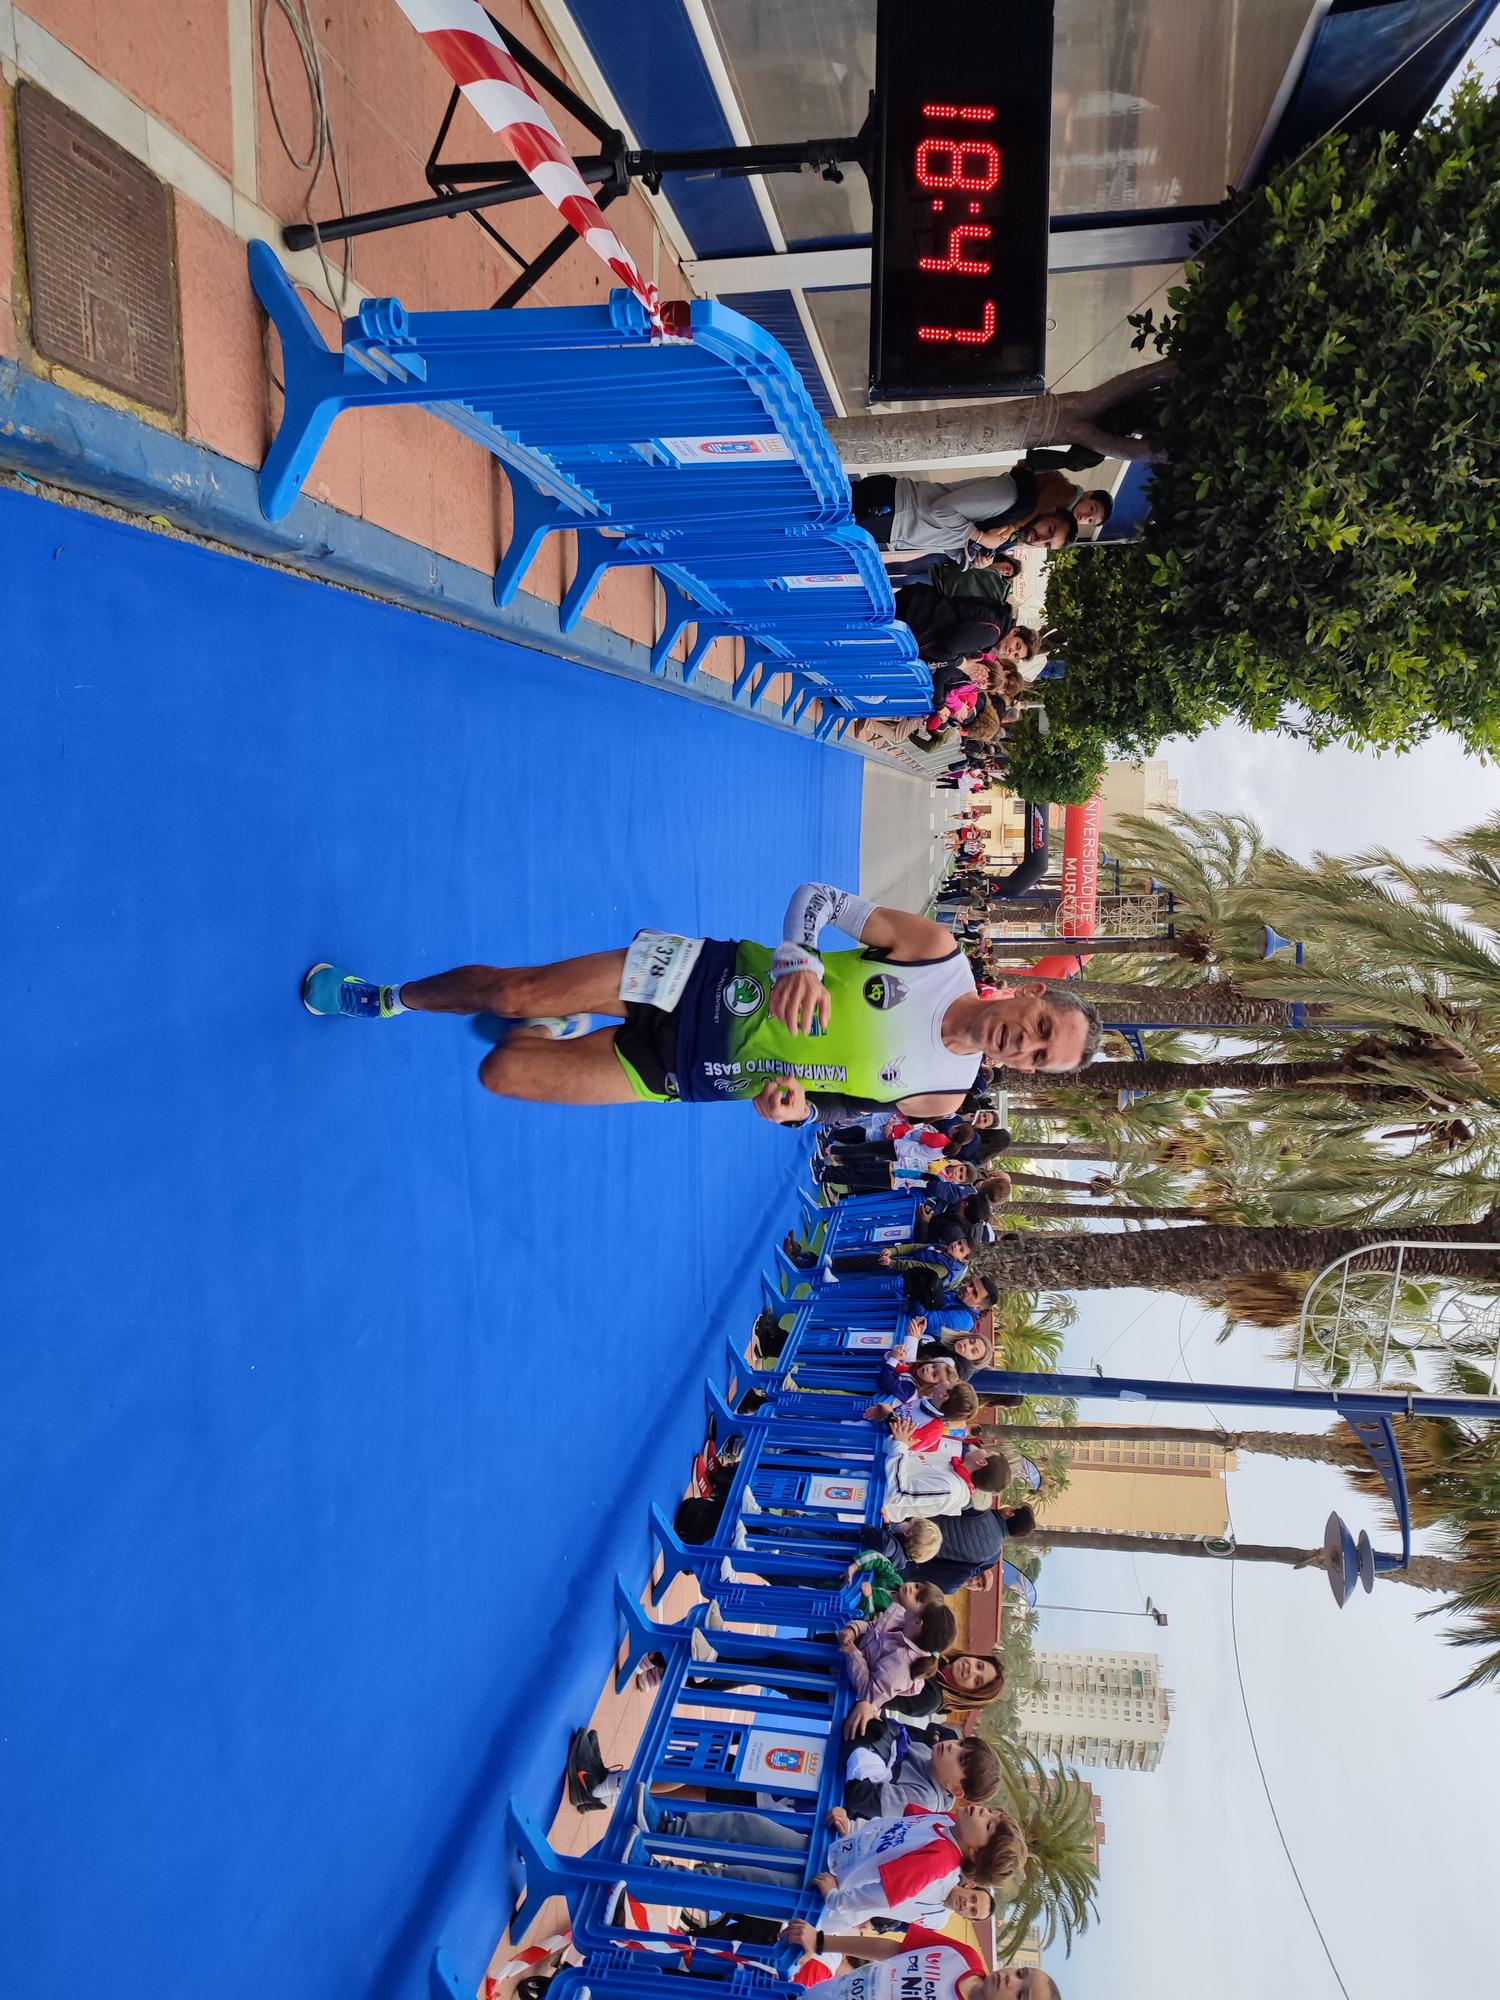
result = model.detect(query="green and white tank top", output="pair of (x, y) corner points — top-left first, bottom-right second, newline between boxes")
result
(675, 942), (979, 1104)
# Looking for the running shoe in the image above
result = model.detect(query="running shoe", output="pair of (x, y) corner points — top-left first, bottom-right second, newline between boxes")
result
(565, 1726), (611, 1811)
(301, 963), (403, 1019)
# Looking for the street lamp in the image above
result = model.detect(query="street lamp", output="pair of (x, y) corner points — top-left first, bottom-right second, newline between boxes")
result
(1036, 1596), (1169, 1627)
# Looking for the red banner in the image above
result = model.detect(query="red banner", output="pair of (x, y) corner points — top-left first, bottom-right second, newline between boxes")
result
(1056, 794), (1102, 939)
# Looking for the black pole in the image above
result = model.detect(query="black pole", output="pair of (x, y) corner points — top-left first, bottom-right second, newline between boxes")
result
(282, 163), (618, 250)
(427, 135), (867, 189)
(972, 1366), (1500, 1423)
(491, 182), (622, 310)
(285, 130), (871, 255)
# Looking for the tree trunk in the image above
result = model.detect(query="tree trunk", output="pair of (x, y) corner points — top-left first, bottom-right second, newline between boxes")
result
(997, 932), (1212, 961)
(826, 358), (1178, 469)
(1026, 1057), (1419, 1101)
(1031, 1526), (1470, 1594)
(972, 1219), (1500, 1294)
(1003, 1171), (1106, 1192)
(1003, 1201), (1206, 1221)
(1052, 982), (1308, 1030)
(1001, 1142), (1115, 1161)
(995, 1423), (1355, 1465)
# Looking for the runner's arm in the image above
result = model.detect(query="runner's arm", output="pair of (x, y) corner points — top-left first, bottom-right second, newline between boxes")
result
(859, 906), (963, 962)
(781, 883), (879, 956)
(777, 885), (962, 1001)
(773, 886), (878, 1028)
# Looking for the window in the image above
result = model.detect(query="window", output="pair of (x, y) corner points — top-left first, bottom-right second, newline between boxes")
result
(705, 0), (1318, 235)
(705, 0), (1322, 409)
(702, 0), (877, 244)
(1048, 0), (1319, 215)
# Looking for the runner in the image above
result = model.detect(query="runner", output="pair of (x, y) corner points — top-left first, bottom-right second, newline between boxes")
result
(302, 882), (1100, 1118)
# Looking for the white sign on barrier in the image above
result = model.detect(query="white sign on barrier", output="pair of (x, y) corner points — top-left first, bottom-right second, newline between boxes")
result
(844, 1329), (896, 1350)
(659, 434), (794, 464)
(780, 573), (862, 588)
(805, 1474), (870, 1510)
(739, 1729), (827, 1792)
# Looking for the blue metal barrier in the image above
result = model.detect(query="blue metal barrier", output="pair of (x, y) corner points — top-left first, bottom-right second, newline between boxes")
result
(494, 1187), (980, 1995)
(249, 245), (930, 717)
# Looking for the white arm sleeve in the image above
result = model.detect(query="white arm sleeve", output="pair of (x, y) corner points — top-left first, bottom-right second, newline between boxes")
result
(775, 883), (879, 982)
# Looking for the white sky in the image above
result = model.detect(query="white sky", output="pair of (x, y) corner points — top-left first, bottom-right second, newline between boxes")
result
(1043, 1295), (1500, 2000)
(1164, 728), (1497, 862)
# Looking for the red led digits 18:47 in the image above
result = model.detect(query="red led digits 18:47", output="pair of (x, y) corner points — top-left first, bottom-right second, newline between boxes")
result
(914, 102), (1000, 348)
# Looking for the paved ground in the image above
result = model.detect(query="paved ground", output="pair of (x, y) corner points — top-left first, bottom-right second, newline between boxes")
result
(860, 761), (963, 913)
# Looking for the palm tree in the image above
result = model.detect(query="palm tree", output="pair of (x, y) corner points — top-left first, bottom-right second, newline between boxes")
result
(1245, 818), (1500, 1036)
(973, 1217), (1500, 1297)
(987, 1290), (1076, 1372)
(1030, 1525), (1471, 1594)
(1028, 933), (1217, 960)
(1009, 1401), (1500, 1691)
(1059, 980), (1307, 1031)
(1003, 1201), (1209, 1223)
(1001, 1171), (1110, 1193)
(1072, 807), (1274, 983)
(1024, 1033), (1484, 1103)
(1052, 813), (1500, 1120)
(993, 1422), (1360, 1458)
(972, 1738), (1102, 1959)
(999, 1142), (1117, 1161)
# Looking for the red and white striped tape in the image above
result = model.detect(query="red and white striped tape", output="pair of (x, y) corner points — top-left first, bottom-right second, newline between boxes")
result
(483, 1931), (570, 1999)
(393, 0), (666, 334)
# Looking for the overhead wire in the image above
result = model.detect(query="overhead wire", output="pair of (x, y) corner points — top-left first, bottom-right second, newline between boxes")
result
(256, 0), (357, 401)
(1172, 1335), (1358, 2000)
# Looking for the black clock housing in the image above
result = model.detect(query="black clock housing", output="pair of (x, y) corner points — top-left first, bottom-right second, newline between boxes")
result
(869, 0), (1055, 401)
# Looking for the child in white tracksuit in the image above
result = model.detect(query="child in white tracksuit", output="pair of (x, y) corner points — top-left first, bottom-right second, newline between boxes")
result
(669, 1805), (968, 1930)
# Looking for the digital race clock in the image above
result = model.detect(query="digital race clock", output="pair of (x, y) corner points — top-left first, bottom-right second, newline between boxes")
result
(868, 0), (1055, 401)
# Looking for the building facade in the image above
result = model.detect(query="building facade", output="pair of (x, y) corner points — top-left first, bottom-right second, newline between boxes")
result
(1017, 1648), (1172, 1772)
(1095, 760), (1181, 846)
(1008, 1926), (1046, 1969)
(1038, 1428), (1237, 1539)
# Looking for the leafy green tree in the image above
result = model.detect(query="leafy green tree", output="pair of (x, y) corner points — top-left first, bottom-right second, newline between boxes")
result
(1049, 77), (1500, 759)
(996, 710), (1110, 807)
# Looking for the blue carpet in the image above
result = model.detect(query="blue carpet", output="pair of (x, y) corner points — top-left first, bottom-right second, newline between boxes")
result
(0, 488), (859, 2000)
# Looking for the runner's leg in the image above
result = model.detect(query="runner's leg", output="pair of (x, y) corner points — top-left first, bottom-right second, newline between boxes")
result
(400, 950), (628, 1018)
(479, 1025), (641, 1104)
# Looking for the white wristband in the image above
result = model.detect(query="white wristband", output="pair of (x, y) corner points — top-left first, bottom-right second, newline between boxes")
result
(772, 942), (824, 982)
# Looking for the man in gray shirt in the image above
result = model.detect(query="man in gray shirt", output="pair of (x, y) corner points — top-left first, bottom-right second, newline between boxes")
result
(852, 472), (1106, 557)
